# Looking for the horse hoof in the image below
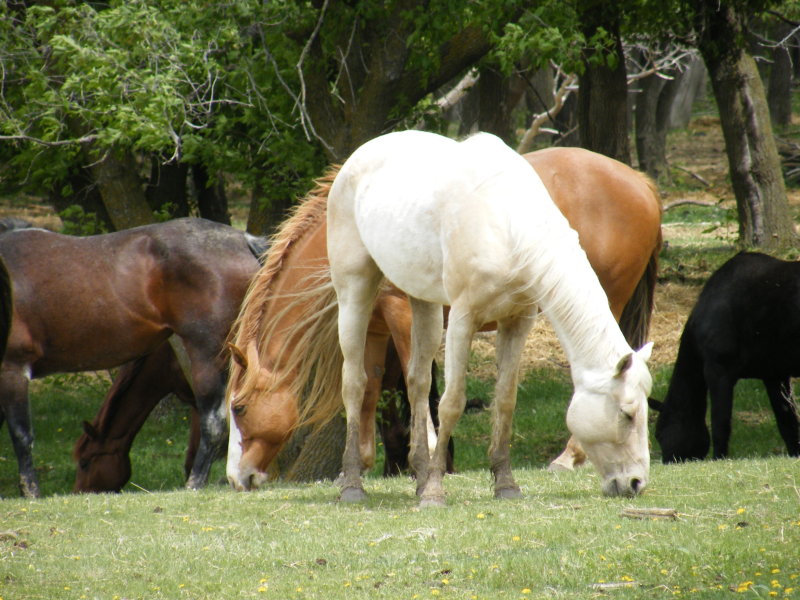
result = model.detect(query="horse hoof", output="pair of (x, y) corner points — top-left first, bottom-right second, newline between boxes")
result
(419, 495), (446, 508)
(547, 461), (573, 472)
(495, 486), (522, 500)
(339, 486), (367, 503)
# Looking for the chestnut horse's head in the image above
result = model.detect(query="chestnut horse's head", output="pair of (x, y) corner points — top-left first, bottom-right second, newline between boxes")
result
(73, 422), (131, 493)
(226, 342), (299, 491)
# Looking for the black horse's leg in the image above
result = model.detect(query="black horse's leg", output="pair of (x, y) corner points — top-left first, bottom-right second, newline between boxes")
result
(763, 377), (800, 456)
(3, 374), (39, 497)
(706, 370), (735, 460)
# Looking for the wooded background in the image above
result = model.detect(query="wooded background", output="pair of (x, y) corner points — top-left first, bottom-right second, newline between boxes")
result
(2, 0), (800, 249)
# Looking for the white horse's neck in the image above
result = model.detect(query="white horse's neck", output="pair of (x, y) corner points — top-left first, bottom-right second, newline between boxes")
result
(523, 228), (632, 377)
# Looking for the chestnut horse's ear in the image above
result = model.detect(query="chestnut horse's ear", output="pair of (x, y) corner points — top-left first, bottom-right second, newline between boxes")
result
(228, 343), (248, 369)
(648, 398), (664, 412)
(614, 353), (633, 378)
(82, 421), (100, 440)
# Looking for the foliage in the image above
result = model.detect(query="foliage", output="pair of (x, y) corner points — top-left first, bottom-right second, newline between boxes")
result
(57, 205), (108, 235)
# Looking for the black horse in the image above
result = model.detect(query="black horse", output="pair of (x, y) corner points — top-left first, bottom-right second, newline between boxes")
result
(653, 252), (800, 462)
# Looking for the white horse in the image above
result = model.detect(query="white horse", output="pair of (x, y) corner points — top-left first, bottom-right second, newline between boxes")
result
(327, 130), (653, 506)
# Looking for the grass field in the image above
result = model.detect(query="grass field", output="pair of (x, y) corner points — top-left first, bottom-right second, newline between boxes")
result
(3, 116), (800, 598)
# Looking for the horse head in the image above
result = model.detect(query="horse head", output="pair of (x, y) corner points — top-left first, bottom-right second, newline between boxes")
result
(73, 422), (132, 493)
(565, 343), (653, 497)
(653, 398), (710, 463)
(226, 342), (299, 491)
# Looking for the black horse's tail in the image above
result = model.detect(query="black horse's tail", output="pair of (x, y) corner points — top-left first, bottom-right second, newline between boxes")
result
(244, 233), (270, 266)
(618, 230), (661, 349)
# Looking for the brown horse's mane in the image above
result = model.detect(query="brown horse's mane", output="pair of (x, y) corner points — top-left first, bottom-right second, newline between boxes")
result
(226, 166), (346, 429)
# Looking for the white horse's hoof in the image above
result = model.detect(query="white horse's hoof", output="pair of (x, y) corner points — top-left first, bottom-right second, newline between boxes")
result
(339, 486), (367, 503)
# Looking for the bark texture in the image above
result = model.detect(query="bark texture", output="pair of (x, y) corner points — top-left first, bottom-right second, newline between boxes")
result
(694, 3), (795, 250)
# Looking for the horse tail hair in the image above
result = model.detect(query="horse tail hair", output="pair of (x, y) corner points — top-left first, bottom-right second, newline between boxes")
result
(244, 233), (270, 266)
(618, 174), (662, 350)
(618, 228), (661, 349)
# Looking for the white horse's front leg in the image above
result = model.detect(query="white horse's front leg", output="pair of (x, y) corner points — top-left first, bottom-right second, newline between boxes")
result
(489, 310), (537, 498)
(419, 304), (475, 507)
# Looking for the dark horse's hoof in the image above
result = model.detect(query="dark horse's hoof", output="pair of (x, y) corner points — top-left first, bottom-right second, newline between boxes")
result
(339, 486), (367, 503)
(495, 486), (522, 500)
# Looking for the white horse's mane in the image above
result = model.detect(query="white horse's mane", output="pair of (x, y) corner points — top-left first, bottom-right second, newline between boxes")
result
(459, 133), (631, 374)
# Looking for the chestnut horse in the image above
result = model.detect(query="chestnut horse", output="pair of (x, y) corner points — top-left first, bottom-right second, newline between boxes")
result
(0, 218), (264, 497)
(226, 142), (662, 494)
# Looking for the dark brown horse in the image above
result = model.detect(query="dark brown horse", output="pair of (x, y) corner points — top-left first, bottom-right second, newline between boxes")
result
(73, 341), (199, 493)
(0, 218), (265, 497)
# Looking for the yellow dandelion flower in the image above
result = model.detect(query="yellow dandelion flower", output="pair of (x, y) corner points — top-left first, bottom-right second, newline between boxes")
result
(737, 508), (746, 514)
(521, 589), (531, 594)
(442, 578), (449, 585)
(769, 592), (778, 597)
(737, 581), (754, 593)
(512, 535), (521, 542)
(773, 580), (783, 588)
(258, 586), (267, 593)
(476, 513), (485, 519)
(773, 569), (782, 574)
(344, 582), (351, 588)
(431, 590), (441, 596)
(296, 587), (303, 592)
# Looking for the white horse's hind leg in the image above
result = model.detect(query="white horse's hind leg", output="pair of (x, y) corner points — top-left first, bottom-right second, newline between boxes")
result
(419, 305), (476, 507)
(489, 310), (537, 499)
(406, 298), (444, 494)
(331, 267), (384, 502)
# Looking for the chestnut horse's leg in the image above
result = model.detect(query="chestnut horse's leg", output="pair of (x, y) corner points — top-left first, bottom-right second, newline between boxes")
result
(1, 370), (38, 497)
(763, 377), (800, 457)
(489, 310), (537, 499)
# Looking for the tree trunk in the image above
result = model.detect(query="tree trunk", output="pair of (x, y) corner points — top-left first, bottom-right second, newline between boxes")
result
(477, 65), (526, 146)
(146, 158), (189, 218)
(192, 164), (231, 225)
(695, 4), (795, 250)
(48, 165), (114, 233)
(635, 71), (669, 182)
(667, 55), (707, 129)
(576, 5), (632, 164)
(283, 417), (346, 482)
(767, 21), (793, 129)
(86, 146), (155, 229)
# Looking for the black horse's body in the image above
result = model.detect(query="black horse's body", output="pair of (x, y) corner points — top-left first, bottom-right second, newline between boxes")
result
(655, 252), (800, 462)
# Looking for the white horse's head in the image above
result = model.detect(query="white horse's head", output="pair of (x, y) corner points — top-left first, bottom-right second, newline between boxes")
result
(566, 343), (653, 497)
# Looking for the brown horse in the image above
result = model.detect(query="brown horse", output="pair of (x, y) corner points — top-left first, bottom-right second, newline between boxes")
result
(72, 341), (199, 493)
(0, 218), (265, 497)
(225, 147), (662, 491)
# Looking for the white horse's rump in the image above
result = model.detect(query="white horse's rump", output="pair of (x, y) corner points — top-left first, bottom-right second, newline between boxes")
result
(328, 130), (653, 505)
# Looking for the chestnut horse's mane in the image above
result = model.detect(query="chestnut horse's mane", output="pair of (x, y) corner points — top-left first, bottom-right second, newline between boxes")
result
(226, 166), (346, 428)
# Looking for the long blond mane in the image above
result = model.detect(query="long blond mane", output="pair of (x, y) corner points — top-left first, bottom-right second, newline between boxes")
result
(226, 167), (346, 429)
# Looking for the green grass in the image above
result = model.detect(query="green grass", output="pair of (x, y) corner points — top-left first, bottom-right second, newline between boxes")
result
(1, 459), (799, 599)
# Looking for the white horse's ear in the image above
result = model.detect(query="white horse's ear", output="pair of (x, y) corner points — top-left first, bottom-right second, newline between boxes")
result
(614, 353), (633, 378)
(636, 341), (654, 363)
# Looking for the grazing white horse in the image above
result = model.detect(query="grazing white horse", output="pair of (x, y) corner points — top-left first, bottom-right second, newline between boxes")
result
(327, 130), (653, 506)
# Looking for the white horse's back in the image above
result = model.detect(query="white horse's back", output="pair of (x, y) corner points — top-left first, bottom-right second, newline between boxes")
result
(332, 131), (569, 316)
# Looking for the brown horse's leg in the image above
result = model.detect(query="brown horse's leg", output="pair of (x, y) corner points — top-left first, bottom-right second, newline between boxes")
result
(359, 332), (390, 472)
(2, 371), (38, 497)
